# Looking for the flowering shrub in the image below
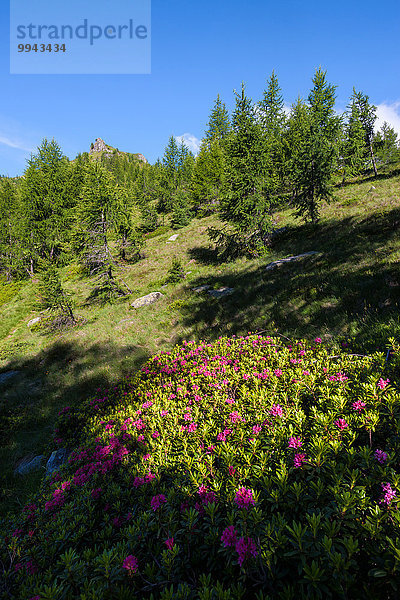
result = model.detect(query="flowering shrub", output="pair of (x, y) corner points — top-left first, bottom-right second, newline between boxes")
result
(2, 334), (400, 599)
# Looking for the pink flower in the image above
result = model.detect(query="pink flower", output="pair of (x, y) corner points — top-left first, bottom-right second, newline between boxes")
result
(142, 454), (151, 461)
(352, 400), (366, 412)
(152, 431), (160, 438)
(378, 378), (390, 390)
(335, 418), (348, 430)
(380, 483), (396, 507)
(221, 525), (237, 548)
(315, 337), (322, 343)
(270, 404), (283, 417)
(151, 494), (167, 511)
(288, 436), (302, 449)
(184, 412), (192, 421)
(161, 410), (169, 417)
(123, 554), (138, 574)
(165, 537), (175, 550)
(294, 453), (307, 468)
(375, 449), (388, 464)
(187, 422), (198, 433)
(235, 537), (258, 567)
(274, 369), (283, 377)
(235, 488), (255, 509)
(229, 411), (241, 424)
(252, 425), (262, 436)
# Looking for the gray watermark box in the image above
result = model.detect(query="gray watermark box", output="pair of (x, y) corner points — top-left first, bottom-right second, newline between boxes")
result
(10, 0), (151, 74)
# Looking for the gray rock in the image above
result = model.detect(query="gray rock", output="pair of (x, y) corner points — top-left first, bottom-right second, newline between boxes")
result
(46, 448), (70, 476)
(208, 287), (235, 298)
(130, 292), (164, 309)
(27, 317), (41, 327)
(265, 251), (320, 271)
(0, 370), (19, 385)
(167, 234), (179, 242)
(14, 455), (45, 475)
(192, 285), (211, 293)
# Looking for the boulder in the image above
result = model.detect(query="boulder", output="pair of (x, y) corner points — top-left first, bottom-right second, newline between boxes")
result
(265, 251), (320, 271)
(208, 287), (235, 298)
(0, 370), (19, 385)
(167, 234), (179, 242)
(130, 292), (164, 309)
(46, 448), (70, 476)
(14, 455), (45, 476)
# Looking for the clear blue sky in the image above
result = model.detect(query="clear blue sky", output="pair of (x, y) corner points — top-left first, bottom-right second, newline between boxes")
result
(1, 0), (399, 176)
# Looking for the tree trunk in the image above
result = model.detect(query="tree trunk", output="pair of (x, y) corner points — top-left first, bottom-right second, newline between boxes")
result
(368, 136), (378, 176)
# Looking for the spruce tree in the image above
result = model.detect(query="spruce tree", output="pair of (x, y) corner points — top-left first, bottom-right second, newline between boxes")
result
(204, 95), (231, 145)
(37, 261), (75, 323)
(352, 89), (378, 176)
(191, 139), (226, 215)
(373, 122), (399, 166)
(210, 84), (271, 257)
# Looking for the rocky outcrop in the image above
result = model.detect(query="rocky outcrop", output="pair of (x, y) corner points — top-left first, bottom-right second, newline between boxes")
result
(0, 370), (19, 385)
(90, 138), (108, 154)
(46, 448), (70, 476)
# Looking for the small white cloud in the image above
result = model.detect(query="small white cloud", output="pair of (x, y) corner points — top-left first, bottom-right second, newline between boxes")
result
(0, 133), (33, 152)
(375, 101), (400, 137)
(175, 133), (201, 155)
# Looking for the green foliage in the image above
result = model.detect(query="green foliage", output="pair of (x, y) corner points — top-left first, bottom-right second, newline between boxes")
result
(3, 335), (400, 598)
(165, 257), (185, 283)
(203, 94), (231, 144)
(285, 70), (341, 223)
(37, 261), (75, 324)
(171, 190), (192, 229)
(374, 122), (399, 166)
(216, 84), (272, 258)
(191, 140), (226, 216)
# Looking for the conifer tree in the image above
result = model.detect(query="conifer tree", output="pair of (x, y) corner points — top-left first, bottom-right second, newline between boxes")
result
(352, 89), (378, 176)
(210, 84), (271, 257)
(341, 94), (367, 182)
(373, 122), (399, 166)
(37, 261), (75, 323)
(204, 95), (231, 145)
(285, 70), (340, 223)
(191, 139), (226, 215)
(77, 162), (129, 302)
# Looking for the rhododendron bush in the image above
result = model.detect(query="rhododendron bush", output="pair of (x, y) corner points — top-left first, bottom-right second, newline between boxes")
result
(2, 335), (400, 599)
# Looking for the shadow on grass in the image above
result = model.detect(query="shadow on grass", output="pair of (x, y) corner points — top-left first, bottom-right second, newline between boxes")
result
(179, 208), (400, 352)
(0, 338), (150, 517)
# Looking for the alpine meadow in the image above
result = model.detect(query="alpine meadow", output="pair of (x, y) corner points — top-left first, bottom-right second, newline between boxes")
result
(1, 68), (400, 600)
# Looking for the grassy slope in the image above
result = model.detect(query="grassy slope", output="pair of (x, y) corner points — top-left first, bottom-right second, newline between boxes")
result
(0, 164), (399, 517)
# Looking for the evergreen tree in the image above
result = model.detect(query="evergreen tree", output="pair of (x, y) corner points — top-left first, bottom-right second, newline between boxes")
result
(77, 162), (129, 302)
(37, 261), (75, 322)
(341, 93), (367, 182)
(204, 95), (231, 144)
(352, 89), (379, 176)
(210, 84), (271, 257)
(19, 139), (75, 273)
(0, 178), (22, 279)
(191, 139), (226, 215)
(258, 71), (287, 203)
(285, 70), (340, 223)
(373, 122), (399, 166)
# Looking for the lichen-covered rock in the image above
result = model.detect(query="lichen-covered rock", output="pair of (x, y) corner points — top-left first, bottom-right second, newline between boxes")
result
(0, 370), (19, 385)
(265, 251), (320, 271)
(27, 317), (41, 327)
(130, 292), (164, 309)
(208, 287), (235, 298)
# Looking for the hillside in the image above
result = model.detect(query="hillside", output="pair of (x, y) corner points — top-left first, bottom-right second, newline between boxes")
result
(0, 164), (399, 520)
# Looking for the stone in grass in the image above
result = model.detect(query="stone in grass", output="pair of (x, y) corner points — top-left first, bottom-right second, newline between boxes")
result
(0, 370), (19, 385)
(14, 455), (45, 476)
(167, 234), (179, 242)
(46, 448), (70, 476)
(27, 317), (41, 328)
(192, 285), (211, 293)
(208, 287), (235, 298)
(265, 251), (320, 271)
(130, 292), (164, 309)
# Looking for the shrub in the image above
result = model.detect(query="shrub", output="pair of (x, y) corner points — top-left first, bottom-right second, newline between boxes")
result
(165, 258), (185, 284)
(2, 335), (400, 599)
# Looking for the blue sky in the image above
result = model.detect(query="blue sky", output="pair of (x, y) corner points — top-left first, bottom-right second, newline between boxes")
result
(1, 0), (399, 176)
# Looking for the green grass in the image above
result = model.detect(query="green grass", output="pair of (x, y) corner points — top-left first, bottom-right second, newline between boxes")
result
(0, 163), (400, 517)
